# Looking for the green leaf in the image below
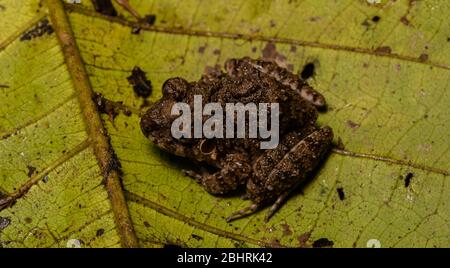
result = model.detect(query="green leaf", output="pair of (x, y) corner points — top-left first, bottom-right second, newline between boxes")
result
(0, 0), (448, 248)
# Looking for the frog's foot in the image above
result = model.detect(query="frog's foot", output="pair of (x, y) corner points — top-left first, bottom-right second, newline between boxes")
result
(226, 203), (260, 222)
(264, 191), (291, 222)
(181, 169), (202, 184)
(115, 0), (141, 20)
(298, 84), (326, 109)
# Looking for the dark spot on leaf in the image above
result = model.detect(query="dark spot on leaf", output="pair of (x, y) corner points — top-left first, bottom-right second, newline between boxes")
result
(313, 238), (334, 248)
(92, 0), (117, 16)
(142, 14), (156, 25)
(27, 165), (36, 177)
(143, 221), (150, 227)
(372, 15), (381, 22)
(20, 19), (54, 41)
(300, 63), (315, 80)
(337, 187), (345, 200)
(270, 20), (276, 27)
(0, 217), (11, 230)
(213, 49), (221, 55)
(375, 46), (392, 54)
(335, 137), (345, 150)
(361, 19), (370, 28)
(404, 172), (414, 188)
(269, 238), (283, 248)
(251, 47), (257, 53)
(24, 217), (32, 224)
(96, 228), (105, 237)
(164, 243), (182, 249)
(0, 84), (9, 88)
(198, 45), (207, 54)
(191, 234), (203, 241)
(262, 42), (277, 61)
(419, 53), (428, 62)
(400, 16), (410, 26)
(127, 66), (152, 98)
(346, 120), (360, 129)
(290, 46), (297, 53)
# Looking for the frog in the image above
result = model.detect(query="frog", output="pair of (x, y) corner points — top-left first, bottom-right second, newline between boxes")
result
(140, 57), (333, 222)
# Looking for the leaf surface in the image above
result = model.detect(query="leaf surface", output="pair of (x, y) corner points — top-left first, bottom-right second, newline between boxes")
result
(0, 0), (449, 247)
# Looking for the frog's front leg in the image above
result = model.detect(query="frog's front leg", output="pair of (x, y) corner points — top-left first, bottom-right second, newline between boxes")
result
(183, 154), (251, 195)
(227, 126), (333, 222)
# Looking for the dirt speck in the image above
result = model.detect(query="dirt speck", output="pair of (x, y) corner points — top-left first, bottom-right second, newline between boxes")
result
(404, 172), (414, 188)
(142, 14), (156, 25)
(92, 0), (117, 16)
(198, 45), (207, 54)
(20, 19), (54, 41)
(96, 228), (105, 237)
(346, 120), (360, 129)
(300, 62), (315, 80)
(337, 187), (345, 200)
(127, 66), (152, 98)
(419, 53), (428, 62)
(27, 165), (37, 178)
(0, 217), (11, 230)
(313, 238), (334, 248)
(93, 92), (120, 122)
(372, 15), (381, 22)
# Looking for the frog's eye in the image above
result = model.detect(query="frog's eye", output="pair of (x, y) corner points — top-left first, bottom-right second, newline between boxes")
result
(199, 139), (216, 155)
(162, 77), (189, 101)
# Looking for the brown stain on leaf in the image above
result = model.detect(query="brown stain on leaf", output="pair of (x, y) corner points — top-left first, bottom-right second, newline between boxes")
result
(419, 53), (429, 62)
(281, 223), (293, 236)
(375, 46), (392, 55)
(261, 42), (288, 68)
(297, 232), (311, 247)
(346, 120), (360, 129)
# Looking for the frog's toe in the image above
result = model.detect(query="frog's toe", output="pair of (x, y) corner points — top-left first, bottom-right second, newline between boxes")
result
(226, 203), (259, 222)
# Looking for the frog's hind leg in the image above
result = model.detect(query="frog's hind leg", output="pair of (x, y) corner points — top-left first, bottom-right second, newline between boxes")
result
(264, 126), (334, 222)
(226, 203), (260, 222)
